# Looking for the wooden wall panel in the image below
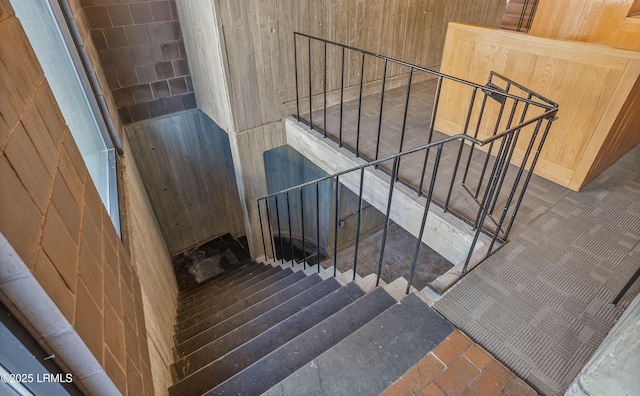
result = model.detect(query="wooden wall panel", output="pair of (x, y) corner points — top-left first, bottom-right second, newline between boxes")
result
(126, 110), (245, 254)
(436, 23), (640, 190)
(530, 0), (637, 43)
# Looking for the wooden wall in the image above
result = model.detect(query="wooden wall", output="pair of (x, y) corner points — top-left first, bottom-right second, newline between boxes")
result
(530, 0), (640, 51)
(126, 109), (245, 254)
(435, 23), (640, 190)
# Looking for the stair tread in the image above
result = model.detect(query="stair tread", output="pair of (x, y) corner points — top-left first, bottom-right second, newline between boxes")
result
(178, 262), (265, 304)
(167, 282), (365, 396)
(172, 276), (344, 379)
(177, 266), (290, 322)
(177, 261), (255, 299)
(178, 264), (275, 312)
(174, 272), (324, 354)
(211, 287), (398, 395)
(174, 270), (313, 343)
(261, 294), (455, 396)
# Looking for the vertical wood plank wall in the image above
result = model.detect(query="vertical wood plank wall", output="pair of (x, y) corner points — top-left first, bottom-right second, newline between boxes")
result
(126, 110), (245, 254)
(435, 23), (640, 190)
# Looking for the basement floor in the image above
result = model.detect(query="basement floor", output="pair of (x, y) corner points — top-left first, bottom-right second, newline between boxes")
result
(300, 78), (640, 394)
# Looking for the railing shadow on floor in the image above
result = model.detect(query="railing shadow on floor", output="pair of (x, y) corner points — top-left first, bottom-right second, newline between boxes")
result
(257, 33), (558, 295)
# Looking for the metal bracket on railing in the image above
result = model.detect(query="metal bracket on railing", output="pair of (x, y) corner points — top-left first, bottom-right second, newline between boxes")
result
(483, 82), (507, 104)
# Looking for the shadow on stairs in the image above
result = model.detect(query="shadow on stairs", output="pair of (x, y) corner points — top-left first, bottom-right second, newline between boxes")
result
(169, 248), (456, 395)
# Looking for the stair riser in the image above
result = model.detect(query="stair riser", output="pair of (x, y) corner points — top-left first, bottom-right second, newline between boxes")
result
(210, 287), (397, 395)
(176, 267), (290, 322)
(173, 271), (318, 350)
(178, 265), (271, 309)
(172, 277), (344, 379)
(167, 283), (365, 396)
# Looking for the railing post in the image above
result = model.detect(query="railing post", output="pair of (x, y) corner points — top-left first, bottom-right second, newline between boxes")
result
(294, 33), (300, 122)
(323, 41), (327, 137)
(375, 59), (388, 161)
(396, 67), (413, 177)
(308, 37), (313, 130)
(286, 191), (294, 262)
(274, 195), (284, 264)
(333, 176), (341, 277)
(407, 145), (443, 293)
(257, 199), (268, 261)
(418, 76), (443, 194)
(316, 182), (321, 273)
(265, 197), (274, 259)
(352, 168), (365, 280)
(300, 187), (306, 269)
(356, 52), (365, 157)
(376, 157), (400, 286)
(339, 47), (345, 147)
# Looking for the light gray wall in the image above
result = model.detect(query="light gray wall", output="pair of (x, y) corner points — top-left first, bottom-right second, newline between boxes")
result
(126, 109), (245, 254)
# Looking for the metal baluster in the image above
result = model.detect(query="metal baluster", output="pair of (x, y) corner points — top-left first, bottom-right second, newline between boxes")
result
(445, 87), (478, 213)
(274, 195), (284, 263)
(286, 191), (294, 262)
(418, 76), (443, 194)
(323, 41), (327, 137)
(316, 182), (321, 273)
(353, 168), (365, 280)
(308, 37), (313, 130)
(257, 199), (267, 261)
(396, 67), (414, 177)
(265, 197), (274, 259)
(294, 33), (300, 122)
(333, 176), (340, 277)
(461, 89), (490, 189)
(407, 145), (443, 293)
(375, 59), (388, 161)
(300, 187), (306, 269)
(356, 52), (365, 157)
(339, 47), (345, 147)
(376, 157), (400, 286)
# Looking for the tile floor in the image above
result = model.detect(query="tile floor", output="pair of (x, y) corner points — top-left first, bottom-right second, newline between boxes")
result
(300, 78), (640, 395)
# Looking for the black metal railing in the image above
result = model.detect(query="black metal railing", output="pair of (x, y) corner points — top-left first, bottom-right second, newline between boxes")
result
(516, 0), (539, 33)
(257, 34), (557, 294)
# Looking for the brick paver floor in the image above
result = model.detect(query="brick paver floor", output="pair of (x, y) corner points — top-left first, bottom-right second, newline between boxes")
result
(380, 330), (538, 396)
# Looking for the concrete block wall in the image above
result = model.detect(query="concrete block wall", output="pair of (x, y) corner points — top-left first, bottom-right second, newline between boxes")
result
(81, 0), (195, 123)
(0, 1), (156, 394)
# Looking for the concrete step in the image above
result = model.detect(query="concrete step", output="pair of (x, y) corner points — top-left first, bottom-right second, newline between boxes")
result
(262, 294), (455, 396)
(177, 265), (279, 316)
(177, 261), (257, 301)
(177, 262), (266, 306)
(167, 282), (365, 396)
(210, 287), (397, 395)
(220, 233), (251, 266)
(177, 266), (292, 322)
(172, 277), (344, 378)
(174, 270), (312, 344)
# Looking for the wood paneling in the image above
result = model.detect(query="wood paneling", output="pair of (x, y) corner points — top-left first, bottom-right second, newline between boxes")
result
(126, 110), (245, 254)
(530, 0), (635, 43)
(436, 23), (640, 190)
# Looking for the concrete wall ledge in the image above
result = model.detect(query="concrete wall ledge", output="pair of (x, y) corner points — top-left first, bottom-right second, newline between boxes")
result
(565, 291), (640, 395)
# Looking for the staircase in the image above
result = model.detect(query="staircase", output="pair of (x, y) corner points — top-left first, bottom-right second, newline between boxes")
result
(168, 253), (456, 395)
(501, 0), (538, 32)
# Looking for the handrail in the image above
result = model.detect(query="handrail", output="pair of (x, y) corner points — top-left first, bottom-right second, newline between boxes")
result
(259, 33), (558, 295)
